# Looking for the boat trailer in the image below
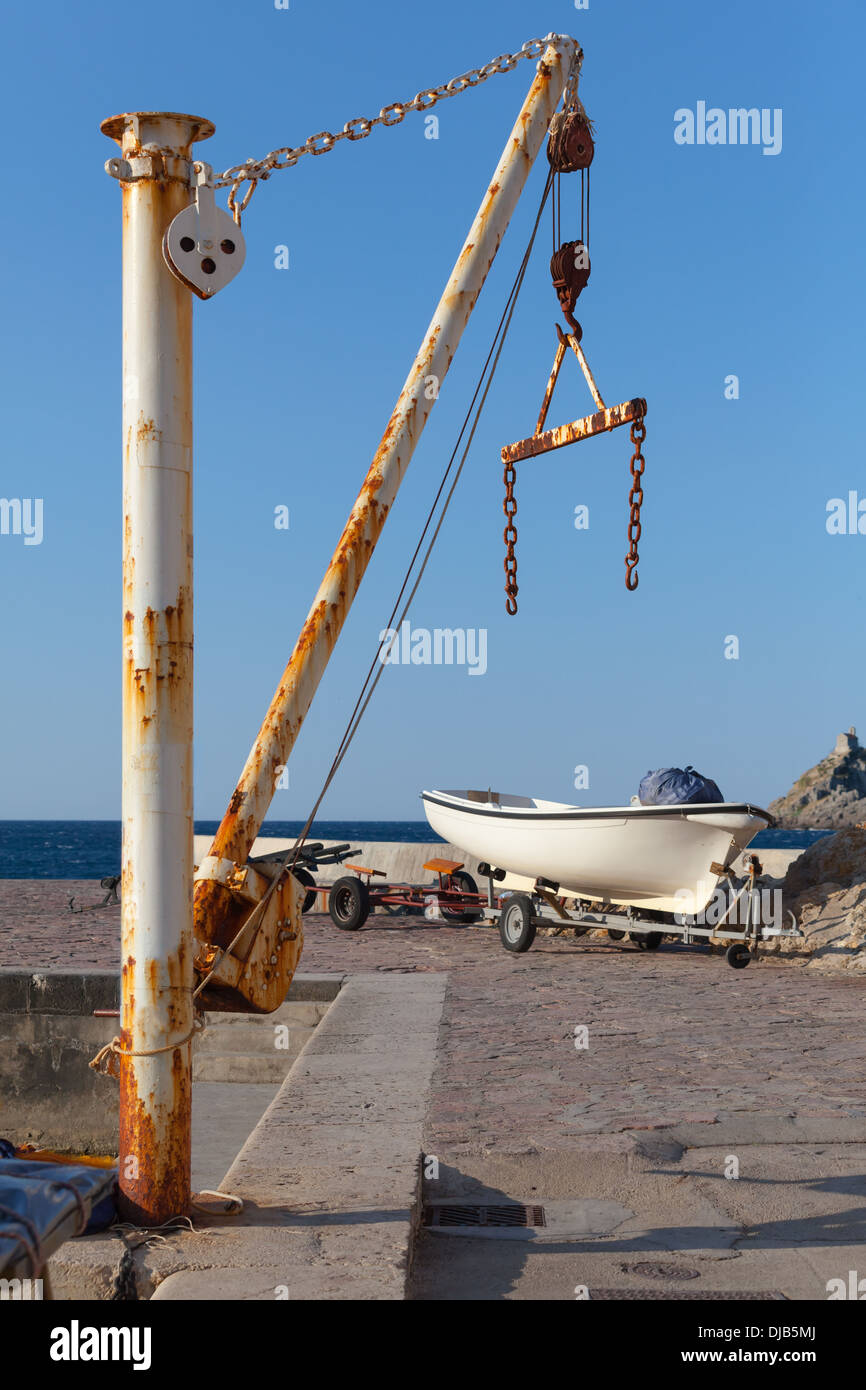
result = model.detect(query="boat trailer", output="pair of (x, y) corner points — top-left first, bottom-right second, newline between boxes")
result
(327, 858), (485, 929)
(321, 854), (802, 970)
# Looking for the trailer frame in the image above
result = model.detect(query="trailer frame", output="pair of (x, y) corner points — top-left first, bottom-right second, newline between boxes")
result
(320, 853), (803, 970)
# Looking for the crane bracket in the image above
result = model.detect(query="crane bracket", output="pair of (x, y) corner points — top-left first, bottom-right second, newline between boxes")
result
(193, 857), (303, 1014)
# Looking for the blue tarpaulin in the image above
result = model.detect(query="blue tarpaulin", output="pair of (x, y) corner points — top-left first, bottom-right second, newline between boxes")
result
(0, 1159), (117, 1276)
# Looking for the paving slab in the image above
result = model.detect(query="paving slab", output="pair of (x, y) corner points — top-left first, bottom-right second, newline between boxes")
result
(408, 1145), (866, 1301)
(151, 1265), (394, 1301)
(191, 1083), (280, 1194)
(147, 973), (446, 1300)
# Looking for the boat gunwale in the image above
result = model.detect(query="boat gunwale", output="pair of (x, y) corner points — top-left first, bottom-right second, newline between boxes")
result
(421, 791), (774, 825)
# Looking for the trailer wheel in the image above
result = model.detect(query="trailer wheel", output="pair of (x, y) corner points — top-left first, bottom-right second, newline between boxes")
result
(292, 867), (317, 914)
(499, 895), (536, 953)
(631, 931), (663, 951)
(607, 928), (626, 941)
(442, 870), (483, 923)
(329, 876), (370, 930)
(726, 943), (751, 969)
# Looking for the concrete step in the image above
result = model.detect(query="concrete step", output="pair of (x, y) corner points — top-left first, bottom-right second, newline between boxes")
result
(151, 973), (447, 1301)
(192, 999), (330, 1082)
(194, 1052), (310, 1084)
(195, 1021), (318, 1055)
(203, 1001), (329, 1030)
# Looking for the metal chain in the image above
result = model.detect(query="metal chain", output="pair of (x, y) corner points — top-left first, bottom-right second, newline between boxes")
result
(503, 460), (518, 614)
(215, 34), (581, 222)
(625, 409), (646, 590)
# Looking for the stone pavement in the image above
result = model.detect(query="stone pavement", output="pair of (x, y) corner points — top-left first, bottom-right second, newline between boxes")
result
(3, 880), (865, 1152)
(4, 880), (866, 1299)
(0, 880), (126, 971)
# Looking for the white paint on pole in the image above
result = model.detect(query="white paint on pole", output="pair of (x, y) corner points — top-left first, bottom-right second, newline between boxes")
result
(102, 111), (213, 1223)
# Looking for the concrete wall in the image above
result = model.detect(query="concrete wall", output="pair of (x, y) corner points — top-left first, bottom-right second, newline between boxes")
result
(194, 984), (337, 1083)
(0, 970), (338, 1155)
(194, 836), (484, 885)
(0, 970), (119, 1154)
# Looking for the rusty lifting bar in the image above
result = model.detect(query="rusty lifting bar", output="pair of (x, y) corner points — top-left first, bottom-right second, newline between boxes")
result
(503, 396), (648, 464)
(500, 324), (647, 612)
(503, 326), (646, 463)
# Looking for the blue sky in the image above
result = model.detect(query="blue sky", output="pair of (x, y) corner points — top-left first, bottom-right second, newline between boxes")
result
(0, 0), (862, 822)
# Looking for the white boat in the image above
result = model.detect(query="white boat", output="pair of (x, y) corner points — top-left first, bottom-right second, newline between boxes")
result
(421, 789), (773, 915)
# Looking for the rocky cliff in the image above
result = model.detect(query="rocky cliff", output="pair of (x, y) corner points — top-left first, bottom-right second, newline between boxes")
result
(768, 728), (866, 830)
(768, 826), (866, 973)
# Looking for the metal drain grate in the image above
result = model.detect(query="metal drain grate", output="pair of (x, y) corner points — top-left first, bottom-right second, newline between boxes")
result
(589, 1290), (785, 1300)
(423, 1203), (546, 1229)
(619, 1261), (700, 1281)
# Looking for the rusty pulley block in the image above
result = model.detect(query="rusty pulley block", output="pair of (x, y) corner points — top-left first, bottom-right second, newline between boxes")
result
(547, 110), (595, 172)
(550, 240), (591, 338)
(548, 104), (594, 337)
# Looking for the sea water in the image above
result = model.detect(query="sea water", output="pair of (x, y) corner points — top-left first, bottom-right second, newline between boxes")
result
(0, 821), (834, 880)
(0, 821), (446, 879)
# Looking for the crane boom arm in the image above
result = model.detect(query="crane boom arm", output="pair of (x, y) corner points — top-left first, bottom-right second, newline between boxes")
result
(194, 34), (582, 1007)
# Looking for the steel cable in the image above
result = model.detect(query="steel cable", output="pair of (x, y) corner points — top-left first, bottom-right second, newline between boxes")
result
(278, 169), (556, 874)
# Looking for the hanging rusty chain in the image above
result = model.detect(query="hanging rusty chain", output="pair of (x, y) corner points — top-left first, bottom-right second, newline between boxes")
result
(625, 408), (646, 590)
(215, 34), (581, 222)
(503, 459), (519, 614)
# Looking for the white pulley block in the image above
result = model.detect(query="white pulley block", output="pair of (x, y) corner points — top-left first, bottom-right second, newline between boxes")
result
(163, 162), (245, 299)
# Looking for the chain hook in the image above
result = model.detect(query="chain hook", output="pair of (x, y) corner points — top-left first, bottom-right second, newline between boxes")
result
(625, 407), (646, 590)
(503, 460), (518, 614)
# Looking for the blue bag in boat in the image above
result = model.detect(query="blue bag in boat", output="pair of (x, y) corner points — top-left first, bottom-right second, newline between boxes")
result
(638, 766), (724, 806)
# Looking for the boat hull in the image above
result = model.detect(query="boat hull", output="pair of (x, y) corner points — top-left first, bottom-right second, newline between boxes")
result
(421, 790), (772, 915)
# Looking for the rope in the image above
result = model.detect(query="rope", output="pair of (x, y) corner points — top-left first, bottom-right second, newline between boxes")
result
(111, 1216), (197, 1240)
(580, 168), (584, 245)
(0, 1202), (43, 1277)
(89, 1014), (205, 1079)
(109, 1216), (212, 1292)
(275, 169), (555, 875)
(46, 1180), (89, 1236)
(190, 1189), (244, 1215)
